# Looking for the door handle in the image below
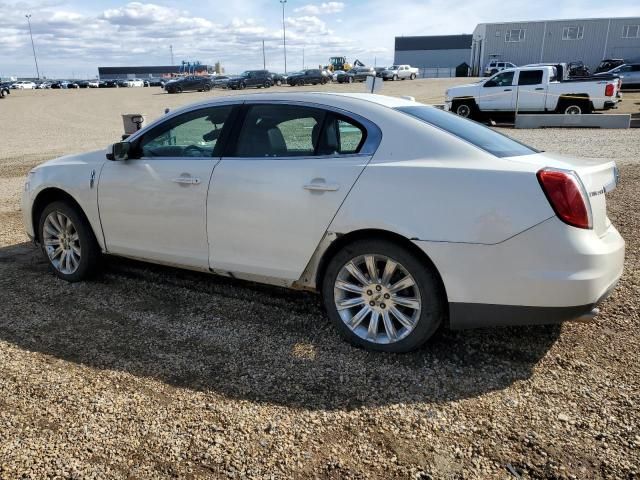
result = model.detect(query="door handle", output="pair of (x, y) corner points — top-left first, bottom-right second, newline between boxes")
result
(304, 182), (340, 192)
(504, 88), (512, 91)
(535, 87), (545, 91)
(172, 177), (201, 185)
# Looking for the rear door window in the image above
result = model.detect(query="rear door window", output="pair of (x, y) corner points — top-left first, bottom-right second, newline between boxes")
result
(518, 70), (544, 85)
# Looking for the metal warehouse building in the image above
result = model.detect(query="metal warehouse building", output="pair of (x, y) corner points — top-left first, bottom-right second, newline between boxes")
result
(394, 35), (472, 77)
(470, 17), (640, 75)
(98, 65), (213, 80)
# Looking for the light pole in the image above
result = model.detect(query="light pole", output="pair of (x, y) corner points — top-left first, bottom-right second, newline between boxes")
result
(25, 14), (40, 80)
(280, 0), (287, 74)
(170, 45), (174, 65)
(262, 39), (266, 70)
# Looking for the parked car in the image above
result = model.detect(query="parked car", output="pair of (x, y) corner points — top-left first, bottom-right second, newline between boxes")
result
(446, 65), (621, 117)
(337, 67), (375, 83)
(101, 80), (120, 88)
(331, 70), (345, 82)
(212, 76), (230, 88)
(67, 81), (80, 89)
(148, 78), (166, 87)
(227, 70), (273, 90)
(88, 80), (100, 88)
(22, 92), (624, 352)
(37, 82), (52, 89)
(124, 79), (145, 87)
(595, 59), (625, 74)
(594, 64), (640, 89)
(484, 61), (517, 76)
(11, 81), (36, 89)
(77, 80), (91, 88)
(286, 69), (328, 86)
(50, 81), (76, 89)
(270, 73), (287, 86)
(164, 76), (213, 93)
(379, 65), (418, 81)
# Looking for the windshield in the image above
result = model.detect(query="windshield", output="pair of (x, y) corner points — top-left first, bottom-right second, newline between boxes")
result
(396, 106), (538, 158)
(389, 65), (399, 70)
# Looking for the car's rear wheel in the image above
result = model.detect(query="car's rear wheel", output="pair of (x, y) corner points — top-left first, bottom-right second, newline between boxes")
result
(410, 73), (416, 80)
(175, 85), (183, 93)
(203, 84), (211, 92)
(38, 201), (100, 282)
(322, 239), (444, 352)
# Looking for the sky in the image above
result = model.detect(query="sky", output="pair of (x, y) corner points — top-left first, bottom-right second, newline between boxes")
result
(0, 0), (639, 78)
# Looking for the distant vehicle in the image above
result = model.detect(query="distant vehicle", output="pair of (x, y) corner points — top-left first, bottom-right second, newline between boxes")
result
(374, 67), (386, 78)
(164, 76), (213, 93)
(484, 61), (517, 76)
(101, 80), (119, 88)
(88, 80), (100, 88)
(116, 80), (129, 87)
(77, 81), (91, 88)
(286, 69), (328, 86)
(212, 76), (230, 88)
(270, 73), (287, 86)
(12, 81), (36, 89)
(148, 78), (166, 87)
(331, 70), (345, 82)
(125, 79), (145, 87)
(337, 67), (375, 84)
(446, 65), (621, 117)
(380, 65), (418, 81)
(594, 64), (640, 89)
(37, 82), (52, 89)
(50, 81), (77, 89)
(227, 70), (273, 90)
(67, 81), (80, 89)
(595, 59), (625, 74)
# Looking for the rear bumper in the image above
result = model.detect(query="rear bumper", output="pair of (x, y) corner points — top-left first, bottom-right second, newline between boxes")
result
(413, 217), (625, 329)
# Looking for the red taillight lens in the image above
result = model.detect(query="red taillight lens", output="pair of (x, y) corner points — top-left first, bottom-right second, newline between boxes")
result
(605, 84), (614, 97)
(537, 168), (592, 229)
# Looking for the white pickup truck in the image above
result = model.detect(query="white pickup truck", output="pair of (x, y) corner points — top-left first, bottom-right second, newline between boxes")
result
(445, 65), (621, 118)
(380, 65), (419, 81)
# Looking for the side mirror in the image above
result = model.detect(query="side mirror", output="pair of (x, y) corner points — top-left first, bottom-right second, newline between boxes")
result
(106, 142), (131, 161)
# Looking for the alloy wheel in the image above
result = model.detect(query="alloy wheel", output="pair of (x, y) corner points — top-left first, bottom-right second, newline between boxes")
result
(333, 254), (422, 345)
(43, 211), (81, 275)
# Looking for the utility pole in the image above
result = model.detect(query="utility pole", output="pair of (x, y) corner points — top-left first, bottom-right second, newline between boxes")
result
(280, 0), (287, 74)
(25, 14), (40, 80)
(302, 47), (304, 70)
(170, 45), (174, 65)
(262, 40), (266, 70)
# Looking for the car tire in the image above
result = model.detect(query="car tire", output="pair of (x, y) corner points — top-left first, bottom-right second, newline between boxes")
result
(410, 73), (416, 80)
(175, 85), (183, 93)
(203, 84), (211, 92)
(264, 81), (271, 88)
(239, 82), (246, 90)
(452, 100), (475, 119)
(348, 76), (354, 84)
(393, 75), (398, 81)
(38, 201), (100, 282)
(557, 99), (590, 115)
(322, 239), (444, 353)
(276, 80), (282, 86)
(321, 78), (327, 85)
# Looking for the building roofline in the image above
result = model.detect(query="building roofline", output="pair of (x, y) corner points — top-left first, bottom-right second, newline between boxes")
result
(476, 16), (640, 26)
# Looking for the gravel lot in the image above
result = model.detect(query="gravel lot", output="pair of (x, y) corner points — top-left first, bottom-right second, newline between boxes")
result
(0, 81), (639, 479)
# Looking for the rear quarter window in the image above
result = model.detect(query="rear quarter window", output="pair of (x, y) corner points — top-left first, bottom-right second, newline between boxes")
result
(396, 106), (538, 158)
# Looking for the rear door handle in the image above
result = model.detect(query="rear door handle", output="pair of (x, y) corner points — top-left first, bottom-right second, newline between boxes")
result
(504, 88), (512, 91)
(535, 87), (545, 91)
(304, 182), (340, 192)
(172, 177), (201, 185)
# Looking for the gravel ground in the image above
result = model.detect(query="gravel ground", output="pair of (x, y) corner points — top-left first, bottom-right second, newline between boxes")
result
(0, 83), (638, 479)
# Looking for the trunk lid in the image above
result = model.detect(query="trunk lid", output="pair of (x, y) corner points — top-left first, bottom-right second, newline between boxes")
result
(508, 152), (618, 236)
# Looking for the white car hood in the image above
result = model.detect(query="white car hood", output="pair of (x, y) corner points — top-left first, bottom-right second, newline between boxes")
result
(34, 149), (107, 171)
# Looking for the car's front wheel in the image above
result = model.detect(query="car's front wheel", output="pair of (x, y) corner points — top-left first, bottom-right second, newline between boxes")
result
(322, 239), (444, 353)
(38, 201), (100, 282)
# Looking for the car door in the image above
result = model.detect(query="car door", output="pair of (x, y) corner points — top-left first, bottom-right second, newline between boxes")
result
(207, 102), (380, 282)
(98, 104), (236, 269)
(478, 71), (516, 111)
(515, 69), (546, 111)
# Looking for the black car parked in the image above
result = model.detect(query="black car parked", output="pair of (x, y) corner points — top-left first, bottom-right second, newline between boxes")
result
(270, 73), (287, 86)
(337, 67), (375, 83)
(213, 76), (230, 88)
(227, 70), (273, 90)
(100, 79), (119, 88)
(148, 78), (166, 87)
(164, 76), (213, 93)
(77, 80), (91, 88)
(286, 69), (328, 86)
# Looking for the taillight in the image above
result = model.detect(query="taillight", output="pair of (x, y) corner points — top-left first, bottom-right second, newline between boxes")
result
(537, 168), (592, 229)
(605, 83), (614, 97)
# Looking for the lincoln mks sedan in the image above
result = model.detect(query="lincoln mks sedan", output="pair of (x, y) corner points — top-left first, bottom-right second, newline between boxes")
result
(22, 92), (624, 352)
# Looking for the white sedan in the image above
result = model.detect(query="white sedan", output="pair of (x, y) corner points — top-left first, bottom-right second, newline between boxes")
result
(22, 92), (624, 352)
(12, 81), (36, 89)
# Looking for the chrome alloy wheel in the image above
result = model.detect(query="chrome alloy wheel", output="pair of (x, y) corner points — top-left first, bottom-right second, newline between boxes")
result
(333, 254), (422, 344)
(43, 211), (81, 274)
